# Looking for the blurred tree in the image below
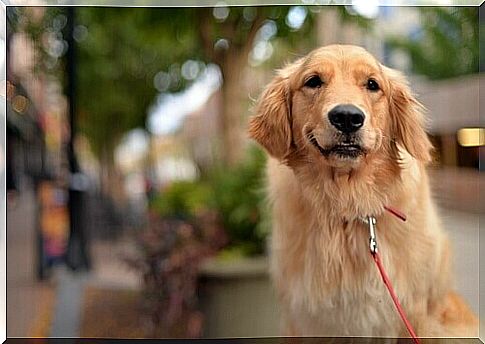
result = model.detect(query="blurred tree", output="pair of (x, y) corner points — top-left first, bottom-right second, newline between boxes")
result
(122, 6), (319, 166)
(75, 7), (371, 169)
(17, 6), (370, 197)
(74, 8), (187, 198)
(387, 7), (478, 80)
(197, 6), (309, 166)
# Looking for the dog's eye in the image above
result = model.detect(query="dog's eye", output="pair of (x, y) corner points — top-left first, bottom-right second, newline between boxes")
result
(366, 79), (380, 92)
(304, 76), (323, 89)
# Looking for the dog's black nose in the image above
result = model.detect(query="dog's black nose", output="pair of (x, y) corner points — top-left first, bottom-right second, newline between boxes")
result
(328, 104), (365, 133)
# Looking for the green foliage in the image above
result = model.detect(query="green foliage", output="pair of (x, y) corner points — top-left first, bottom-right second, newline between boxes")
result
(387, 7), (478, 80)
(150, 146), (269, 256)
(150, 181), (213, 220)
(75, 8), (199, 158)
(208, 146), (268, 256)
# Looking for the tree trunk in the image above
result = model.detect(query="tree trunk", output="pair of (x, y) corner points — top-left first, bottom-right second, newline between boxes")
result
(196, 8), (267, 167)
(220, 51), (247, 166)
(99, 146), (126, 206)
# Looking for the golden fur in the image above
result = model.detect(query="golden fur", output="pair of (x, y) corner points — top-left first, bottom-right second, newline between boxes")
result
(248, 45), (477, 337)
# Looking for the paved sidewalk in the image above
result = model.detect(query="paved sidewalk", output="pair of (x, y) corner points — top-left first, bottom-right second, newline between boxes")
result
(50, 235), (141, 337)
(440, 210), (480, 314)
(50, 267), (89, 337)
(7, 186), (56, 337)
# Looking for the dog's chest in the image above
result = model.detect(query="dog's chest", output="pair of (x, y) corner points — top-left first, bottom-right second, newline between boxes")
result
(271, 220), (403, 336)
(290, 288), (401, 336)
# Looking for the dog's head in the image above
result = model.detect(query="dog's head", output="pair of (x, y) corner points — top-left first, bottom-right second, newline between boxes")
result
(249, 45), (432, 171)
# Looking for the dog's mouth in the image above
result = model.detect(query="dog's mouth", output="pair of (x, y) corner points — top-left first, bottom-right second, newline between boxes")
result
(308, 133), (364, 159)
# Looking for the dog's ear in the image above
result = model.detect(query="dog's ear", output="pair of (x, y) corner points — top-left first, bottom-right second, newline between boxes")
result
(385, 66), (432, 163)
(248, 62), (297, 160)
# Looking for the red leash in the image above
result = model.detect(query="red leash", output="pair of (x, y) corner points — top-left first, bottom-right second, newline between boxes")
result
(372, 251), (419, 344)
(364, 208), (420, 344)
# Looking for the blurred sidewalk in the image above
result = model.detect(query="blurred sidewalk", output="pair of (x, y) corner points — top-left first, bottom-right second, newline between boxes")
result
(429, 167), (482, 314)
(49, 233), (141, 337)
(441, 210), (480, 314)
(7, 183), (141, 337)
(7, 186), (56, 337)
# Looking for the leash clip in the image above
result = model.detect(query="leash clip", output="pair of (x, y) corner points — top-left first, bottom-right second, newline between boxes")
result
(362, 216), (378, 255)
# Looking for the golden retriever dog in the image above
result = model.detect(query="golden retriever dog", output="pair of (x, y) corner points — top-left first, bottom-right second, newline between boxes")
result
(248, 45), (477, 338)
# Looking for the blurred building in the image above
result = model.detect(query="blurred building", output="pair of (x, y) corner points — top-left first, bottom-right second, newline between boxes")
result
(6, 8), (73, 278)
(6, 30), (47, 191)
(7, 9), (68, 189)
(6, 80), (46, 189)
(414, 74), (483, 169)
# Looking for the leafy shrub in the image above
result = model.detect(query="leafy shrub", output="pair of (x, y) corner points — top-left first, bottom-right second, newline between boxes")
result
(149, 146), (269, 257)
(149, 181), (213, 220)
(208, 146), (269, 256)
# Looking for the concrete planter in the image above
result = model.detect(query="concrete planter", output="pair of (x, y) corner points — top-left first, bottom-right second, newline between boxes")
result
(198, 256), (280, 338)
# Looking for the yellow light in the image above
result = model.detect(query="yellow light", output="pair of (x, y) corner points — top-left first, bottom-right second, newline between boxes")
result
(457, 128), (485, 147)
(12, 95), (29, 114)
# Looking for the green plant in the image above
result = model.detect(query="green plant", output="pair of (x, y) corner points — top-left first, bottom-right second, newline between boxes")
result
(208, 146), (269, 256)
(150, 181), (213, 220)
(149, 146), (269, 257)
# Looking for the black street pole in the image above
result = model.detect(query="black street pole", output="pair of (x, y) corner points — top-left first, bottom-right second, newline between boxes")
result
(65, 7), (90, 271)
